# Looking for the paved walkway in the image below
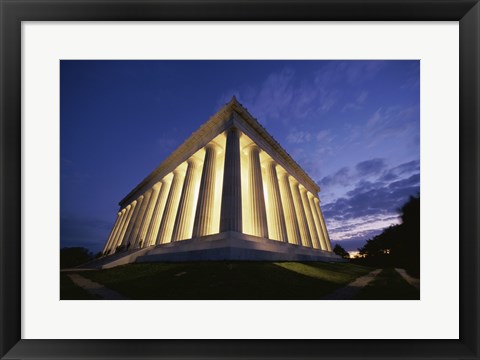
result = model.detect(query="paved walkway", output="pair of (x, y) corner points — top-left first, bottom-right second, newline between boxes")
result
(395, 268), (420, 290)
(322, 269), (383, 300)
(67, 273), (129, 300)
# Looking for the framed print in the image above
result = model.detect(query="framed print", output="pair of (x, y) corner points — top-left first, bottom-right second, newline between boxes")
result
(1, 0), (479, 359)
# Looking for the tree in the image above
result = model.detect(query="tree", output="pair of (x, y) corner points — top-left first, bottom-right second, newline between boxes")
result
(356, 195), (420, 276)
(60, 247), (94, 269)
(333, 244), (350, 259)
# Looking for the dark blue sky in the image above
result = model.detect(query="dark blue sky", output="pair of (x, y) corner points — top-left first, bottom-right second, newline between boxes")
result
(60, 60), (420, 254)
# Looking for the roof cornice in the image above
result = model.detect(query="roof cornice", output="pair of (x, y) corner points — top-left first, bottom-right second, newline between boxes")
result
(119, 97), (320, 206)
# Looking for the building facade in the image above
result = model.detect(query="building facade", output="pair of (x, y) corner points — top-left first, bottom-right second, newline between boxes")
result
(102, 97), (338, 262)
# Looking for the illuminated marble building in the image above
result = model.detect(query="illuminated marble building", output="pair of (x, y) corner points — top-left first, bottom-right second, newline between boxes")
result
(102, 97), (339, 263)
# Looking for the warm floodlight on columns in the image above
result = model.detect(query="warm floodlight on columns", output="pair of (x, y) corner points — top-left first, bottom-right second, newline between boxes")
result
(244, 144), (268, 238)
(192, 143), (220, 238)
(300, 186), (320, 249)
(220, 126), (242, 233)
(123, 195), (144, 247)
(131, 190), (153, 248)
(120, 201), (138, 247)
(277, 169), (302, 246)
(172, 158), (202, 241)
(108, 209), (126, 253)
(263, 159), (288, 242)
(315, 198), (333, 251)
(115, 204), (132, 250)
(309, 193), (328, 250)
(156, 166), (186, 244)
(290, 178), (313, 247)
(144, 175), (172, 246)
(137, 183), (162, 247)
(102, 97), (340, 263)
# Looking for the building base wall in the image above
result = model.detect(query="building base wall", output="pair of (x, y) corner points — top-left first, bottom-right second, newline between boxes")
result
(136, 231), (344, 263)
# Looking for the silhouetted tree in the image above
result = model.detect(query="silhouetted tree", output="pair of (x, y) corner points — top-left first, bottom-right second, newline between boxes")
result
(356, 195), (420, 276)
(333, 244), (350, 259)
(60, 247), (93, 269)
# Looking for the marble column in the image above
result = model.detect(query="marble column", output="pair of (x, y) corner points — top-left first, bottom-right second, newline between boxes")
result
(131, 190), (153, 248)
(109, 209), (127, 252)
(123, 196), (144, 248)
(300, 186), (320, 249)
(309, 194), (328, 250)
(114, 205), (132, 251)
(220, 127), (242, 232)
(315, 199), (333, 251)
(145, 176), (172, 246)
(263, 160), (288, 242)
(120, 202), (137, 246)
(137, 184), (161, 247)
(172, 158), (202, 241)
(278, 171), (302, 246)
(245, 144), (268, 238)
(103, 212), (122, 254)
(156, 167), (186, 244)
(290, 179), (313, 247)
(192, 143), (219, 238)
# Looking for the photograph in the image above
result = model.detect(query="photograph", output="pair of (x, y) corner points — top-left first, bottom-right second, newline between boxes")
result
(2, 0), (478, 358)
(60, 60), (420, 300)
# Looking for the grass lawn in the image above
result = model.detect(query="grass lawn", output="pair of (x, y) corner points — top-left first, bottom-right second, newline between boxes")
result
(60, 272), (99, 300)
(356, 268), (420, 300)
(78, 261), (373, 300)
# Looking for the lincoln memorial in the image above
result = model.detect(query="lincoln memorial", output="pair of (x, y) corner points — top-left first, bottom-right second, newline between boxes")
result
(101, 97), (340, 265)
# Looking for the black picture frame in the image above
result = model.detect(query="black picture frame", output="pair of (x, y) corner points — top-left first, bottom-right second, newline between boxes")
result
(1, 1), (479, 359)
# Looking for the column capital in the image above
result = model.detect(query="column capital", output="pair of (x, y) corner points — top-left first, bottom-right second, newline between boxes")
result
(242, 142), (261, 155)
(220, 122), (242, 233)
(173, 165), (187, 176)
(152, 182), (162, 192)
(262, 157), (278, 167)
(289, 176), (300, 186)
(161, 173), (174, 185)
(186, 157), (202, 169)
(276, 167), (289, 179)
(226, 125), (241, 135)
(204, 142), (221, 153)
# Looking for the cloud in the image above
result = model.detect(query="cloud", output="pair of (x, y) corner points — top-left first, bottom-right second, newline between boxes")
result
(379, 160), (420, 181)
(319, 157), (420, 247)
(316, 130), (332, 142)
(328, 214), (400, 246)
(364, 105), (419, 147)
(319, 167), (351, 188)
(343, 61), (385, 84)
(326, 180), (419, 221)
(357, 91), (368, 103)
(286, 131), (312, 144)
(367, 109), (382, 128)
(388, 173), (420, 189)
(318, 158), (387, 189)
(323, 178), (418, 247)
(217, 61), (386, 127)
(342, 90), (369, 112)
(355, 158), (387, 176)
